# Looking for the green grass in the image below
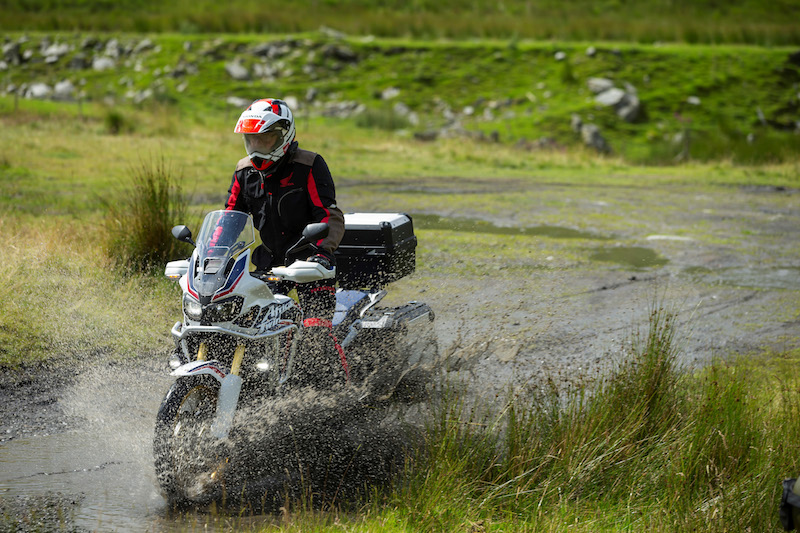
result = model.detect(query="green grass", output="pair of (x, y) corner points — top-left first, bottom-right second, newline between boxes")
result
(0, 218), (180, 367)
(2, 0), (800, 44)
(258, 310), (800, 532)
(2, 33), (799, 165)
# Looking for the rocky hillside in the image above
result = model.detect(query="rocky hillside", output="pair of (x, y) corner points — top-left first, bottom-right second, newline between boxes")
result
(2, 32), (799, 163)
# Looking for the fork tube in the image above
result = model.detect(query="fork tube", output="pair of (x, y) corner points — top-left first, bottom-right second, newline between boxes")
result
(230, 345), (245, 376)
(196, 342), (208, 361)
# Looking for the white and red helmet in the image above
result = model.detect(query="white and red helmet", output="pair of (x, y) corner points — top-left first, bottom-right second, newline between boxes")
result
(234, 98), (296, 172)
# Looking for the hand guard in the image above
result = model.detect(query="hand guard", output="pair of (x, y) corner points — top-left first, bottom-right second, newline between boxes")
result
(307, 253), (333, 270)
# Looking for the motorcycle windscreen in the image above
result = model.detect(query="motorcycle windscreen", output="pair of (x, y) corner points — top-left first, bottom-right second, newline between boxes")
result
(193, 210), (256, 297)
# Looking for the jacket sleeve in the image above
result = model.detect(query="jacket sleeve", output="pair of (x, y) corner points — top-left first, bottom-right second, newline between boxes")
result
(224, 160), (250, 212)
(305, 155), (345, 256)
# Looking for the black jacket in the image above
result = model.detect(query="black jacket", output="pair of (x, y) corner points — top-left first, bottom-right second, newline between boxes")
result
(224, 143), (345, 270)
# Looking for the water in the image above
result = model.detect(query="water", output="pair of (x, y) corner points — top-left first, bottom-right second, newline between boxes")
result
(0, 363), (416, 532)
(411, 213), (610, 240)
(589, 246), (669, 269)
(0, 364), (281, 532)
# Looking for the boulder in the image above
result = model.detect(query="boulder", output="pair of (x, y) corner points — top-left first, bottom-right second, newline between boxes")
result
(133, 38), (154, 54)
(225, 61), (250, 81)
(25, 82), (52, 99)
(570, 113), (583, 133)
(42, 42), (70, 63)
(226, 96), (251, 108)
(105, 38), (122, 58)
(69, 53), (90, 70)
(595, 87), (627, 107)
(587, 77), (614, 94)
(580, 123), (610, 153)
(92, 56), (116, 71)
(381, 87), (400, 100)
(53, 80), (75, 100)
(322, 43), (357, 63)
(2, 42), (21, 65)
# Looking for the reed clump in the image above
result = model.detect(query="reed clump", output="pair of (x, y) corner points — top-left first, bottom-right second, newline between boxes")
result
(394, 305), (800, 531)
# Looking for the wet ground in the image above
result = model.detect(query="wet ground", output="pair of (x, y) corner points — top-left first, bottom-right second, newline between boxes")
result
(1, 181), (798, 531)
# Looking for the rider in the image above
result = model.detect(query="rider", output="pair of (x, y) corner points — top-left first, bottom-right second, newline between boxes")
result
(225, 98), (347, 386)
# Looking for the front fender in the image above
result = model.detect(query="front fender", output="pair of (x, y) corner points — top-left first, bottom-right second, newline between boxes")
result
(170, 360), (227, 383)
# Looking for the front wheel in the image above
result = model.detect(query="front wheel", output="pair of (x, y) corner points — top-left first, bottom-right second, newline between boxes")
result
(153, 376), (225, 504)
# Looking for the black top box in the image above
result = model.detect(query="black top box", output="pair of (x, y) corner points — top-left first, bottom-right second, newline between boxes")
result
(334, 213), (417, 290)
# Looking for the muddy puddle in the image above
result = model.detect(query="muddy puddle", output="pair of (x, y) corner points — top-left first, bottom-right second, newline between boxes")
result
(0, 364), (418, 532)
(412, 213), (610, 240)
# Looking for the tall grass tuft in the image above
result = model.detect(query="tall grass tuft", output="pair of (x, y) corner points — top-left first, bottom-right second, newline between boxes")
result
(103, 157), (191, 275)
(392, 305), (800, 531)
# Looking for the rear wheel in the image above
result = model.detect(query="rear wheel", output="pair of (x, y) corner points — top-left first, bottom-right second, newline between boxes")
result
(153, 376), (225, 504)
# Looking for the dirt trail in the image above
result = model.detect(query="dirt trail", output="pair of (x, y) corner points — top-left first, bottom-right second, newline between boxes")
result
(1, 181), (798, 531)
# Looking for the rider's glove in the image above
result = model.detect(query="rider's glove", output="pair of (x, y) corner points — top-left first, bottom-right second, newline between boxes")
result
(307, 253), (334, 270)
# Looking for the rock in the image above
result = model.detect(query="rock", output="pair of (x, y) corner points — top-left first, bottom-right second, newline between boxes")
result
(570, 113), (583, 133)
(554, 50), (566, 61)
(68, 53), (90, 70)
(616, 93), (641, 122)
(253, 63), (278, 79)
(104, 38), (121, 58)
(92, 56), (116, 71)
(131, 88), (153, 104)
(133, 39), (154, 54)
(2, 42), (21, 65)
(687, 95), (701, 105)
(586, 46), (597, 57)
(0, 61), (7, 71)
(42, 42), (70, 63)
(225, 60), (250, 81)
(595, 87), (627, 107)
(226, 96), (252, 108)
(52, 80), (75, 100)
(580, 123), (610, 153)
(283, 95), (299, 110)
(587, 77), (614, 94)
(594, 83), (642, 122)
(414, 130), (439, 142)
(305, 87), (318, 102)
(81, 37), (100, 51)
(381, 87), (400, 100)
(25, 83), (52, 99)
(322, 43), (357, 63)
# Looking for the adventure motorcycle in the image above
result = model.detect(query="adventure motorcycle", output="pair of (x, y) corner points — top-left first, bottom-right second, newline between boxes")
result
(153, 210), (437, 504)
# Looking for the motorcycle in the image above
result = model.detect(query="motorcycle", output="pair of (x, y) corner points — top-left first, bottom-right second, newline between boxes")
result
(153, 209), (437, 504)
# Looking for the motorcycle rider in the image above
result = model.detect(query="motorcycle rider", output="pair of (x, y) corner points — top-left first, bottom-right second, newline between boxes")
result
(225, 98), (348, 386)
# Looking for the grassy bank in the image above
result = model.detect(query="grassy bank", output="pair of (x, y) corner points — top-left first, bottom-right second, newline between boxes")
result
(209, 308), (800, 532)
(2, 32), (799, 164)
(2, 0), (799, 45)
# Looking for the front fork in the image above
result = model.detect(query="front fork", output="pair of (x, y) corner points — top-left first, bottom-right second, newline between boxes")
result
(209, 343), (245, 439)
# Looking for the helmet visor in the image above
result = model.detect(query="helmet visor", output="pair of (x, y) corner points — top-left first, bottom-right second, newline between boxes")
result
(244, 130), (283, 156)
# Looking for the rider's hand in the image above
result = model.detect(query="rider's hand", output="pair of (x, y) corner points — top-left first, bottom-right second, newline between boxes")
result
(307, 253), (334, 270)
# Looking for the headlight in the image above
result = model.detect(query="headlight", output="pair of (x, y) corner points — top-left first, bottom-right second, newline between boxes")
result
(203, 296), (244, 323)
(183, 294), (203, 320)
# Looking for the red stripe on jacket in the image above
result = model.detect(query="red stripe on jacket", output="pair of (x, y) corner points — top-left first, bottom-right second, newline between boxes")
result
(306, 169), (330, 246)
(225, 174), (241, 210)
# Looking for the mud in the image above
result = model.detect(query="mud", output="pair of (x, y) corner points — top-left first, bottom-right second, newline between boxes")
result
(1, 182), (799, 531)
